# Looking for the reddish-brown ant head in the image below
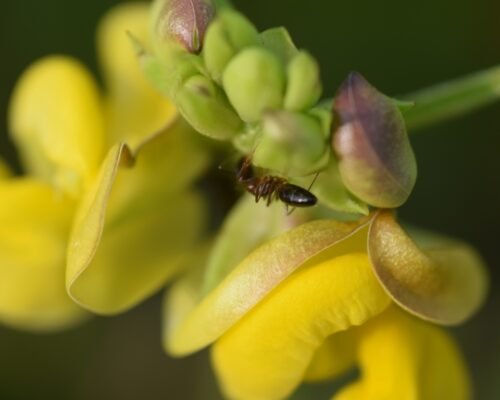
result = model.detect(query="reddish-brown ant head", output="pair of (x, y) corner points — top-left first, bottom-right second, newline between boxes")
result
(236, 156), (254, 182)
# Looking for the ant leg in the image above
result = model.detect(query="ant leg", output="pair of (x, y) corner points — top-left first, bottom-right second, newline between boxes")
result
(256, 187), (262, 203)
(307, 172), (320, 191)
(285, 205), (296, 216)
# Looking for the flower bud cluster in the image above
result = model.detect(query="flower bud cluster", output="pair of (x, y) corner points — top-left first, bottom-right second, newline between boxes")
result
(146, 0), (418, 210)
(148, 0), (327, 176)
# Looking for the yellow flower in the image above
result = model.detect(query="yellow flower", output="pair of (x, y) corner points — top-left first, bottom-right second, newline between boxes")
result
(1, 3), (208, 331)
(164, 201), (488, 399)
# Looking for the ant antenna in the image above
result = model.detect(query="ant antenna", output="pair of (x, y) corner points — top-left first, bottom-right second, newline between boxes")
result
(307, 172), (320, 192)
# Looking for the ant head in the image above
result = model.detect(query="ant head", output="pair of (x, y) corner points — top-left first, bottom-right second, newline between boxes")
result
(236, 156), (255, 181)
(218, 154), (256, 181)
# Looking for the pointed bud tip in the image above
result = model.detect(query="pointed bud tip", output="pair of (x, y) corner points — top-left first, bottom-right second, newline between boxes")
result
(154, 0), (216, 53)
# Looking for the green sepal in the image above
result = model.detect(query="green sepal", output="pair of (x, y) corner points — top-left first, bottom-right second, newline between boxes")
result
(131, 32), (204, 99)
(203, 9), (260, 83)
(295, 156), (370, 215)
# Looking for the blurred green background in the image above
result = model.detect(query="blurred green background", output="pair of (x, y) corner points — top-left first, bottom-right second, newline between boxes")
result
(1, 0), (499, 399)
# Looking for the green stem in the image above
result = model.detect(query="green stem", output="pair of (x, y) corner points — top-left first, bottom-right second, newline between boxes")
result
(402, 65), (500, 131)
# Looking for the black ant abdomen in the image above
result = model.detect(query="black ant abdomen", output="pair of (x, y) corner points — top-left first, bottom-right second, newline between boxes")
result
(235, 156), (317, 209)
(278, 183), (317, 207)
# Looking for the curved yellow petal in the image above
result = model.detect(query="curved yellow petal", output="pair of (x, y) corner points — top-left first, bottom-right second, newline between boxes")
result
(202, 194), (310, 295)
(9, 56), (105, 195)
(98, 2), (177, 150)
(114, 118), (211, 198)
(333, 307), (471, 400)
(304, 329), (357, 383)
(211, 253), (391, 400)
(0, 179), (87, 331)
(67, 131), (208, 314)
(166, 216), (373, 356)
(368, 211), (488, 325)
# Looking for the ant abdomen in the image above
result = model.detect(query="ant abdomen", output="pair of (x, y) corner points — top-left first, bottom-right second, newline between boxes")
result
(278, 184), (317, 207)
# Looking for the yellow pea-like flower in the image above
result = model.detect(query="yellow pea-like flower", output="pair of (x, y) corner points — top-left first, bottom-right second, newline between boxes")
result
(164, 202), (487, 399)
(1, 2), (209, 331)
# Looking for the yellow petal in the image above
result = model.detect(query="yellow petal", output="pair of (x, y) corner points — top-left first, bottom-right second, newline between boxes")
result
(67, 129), (208, 314)
(113, 118), (211, 199)
(333, 307), (471, 400)
(98, 2), (177, 150)
(368, 211), (488, 325)
(0, 179), (87, 331)
(304, 330), (357, 383)
(202, 194), (309, 295)
(9, 56), (105, 195)
(211, 253), (391, 400)
(166, 216), (373, 356)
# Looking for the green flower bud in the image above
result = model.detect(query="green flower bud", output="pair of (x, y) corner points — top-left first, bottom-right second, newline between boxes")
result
(284, 51), (322, 111)
(137, 46), (202, 99)
(152, 0), (215, 54)
(260, 27), (298, 64)
(253, 110), (328, 176)
(223, 47), (286, 122)
(332, 72), (417, 208)
(232, 125), (260, 155)
(203, 10), (260, 83)
(177, 74), (242, 140)
(308, 105), (332, 138)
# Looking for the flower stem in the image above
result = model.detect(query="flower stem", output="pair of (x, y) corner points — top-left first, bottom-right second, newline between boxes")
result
(402, 65), (500, 131)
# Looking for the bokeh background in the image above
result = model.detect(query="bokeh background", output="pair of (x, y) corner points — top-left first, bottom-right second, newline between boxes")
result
(1, 0), (499, 398)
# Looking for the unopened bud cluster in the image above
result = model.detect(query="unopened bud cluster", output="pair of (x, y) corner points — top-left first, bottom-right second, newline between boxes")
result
(143, 0), (418, 211)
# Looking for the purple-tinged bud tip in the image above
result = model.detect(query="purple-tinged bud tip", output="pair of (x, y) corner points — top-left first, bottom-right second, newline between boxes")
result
(154, 0), (215, 53)
(332, 72), (417, 208)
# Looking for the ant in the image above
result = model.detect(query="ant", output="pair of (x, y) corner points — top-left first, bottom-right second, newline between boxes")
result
(235, 156), (317, 213)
